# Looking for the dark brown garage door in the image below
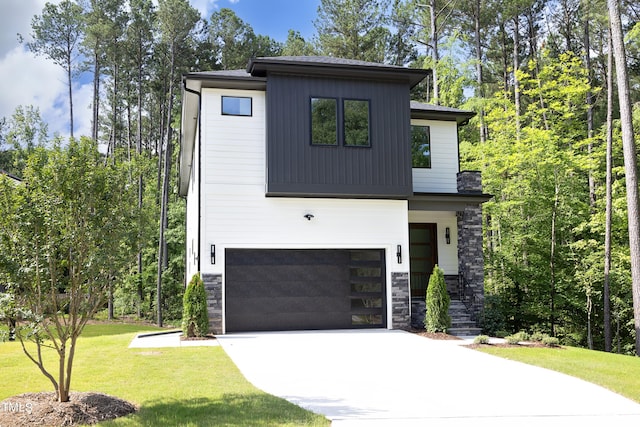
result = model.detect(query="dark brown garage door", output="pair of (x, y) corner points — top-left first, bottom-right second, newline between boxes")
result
(225, 249), (386, 332)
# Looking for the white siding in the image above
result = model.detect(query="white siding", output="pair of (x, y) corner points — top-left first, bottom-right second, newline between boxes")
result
(198, 88), (410, 330)
(185, 120), (200, 284)
(412, 119), (459, 193)
(408, 210), (458, 275)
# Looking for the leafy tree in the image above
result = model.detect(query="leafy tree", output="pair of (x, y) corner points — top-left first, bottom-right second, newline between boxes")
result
(425, 265), (450, 332)
(0, 137), (137, 402)
(26, 0), (84, 138)
(282, 30), (318, 56)
(315, 0), (390, 62)
(182, 273), (208, 337)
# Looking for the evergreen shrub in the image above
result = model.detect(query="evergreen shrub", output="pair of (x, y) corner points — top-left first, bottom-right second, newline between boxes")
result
(424, 265), (450, 333)
(182, 273), (209, 337)
(542, 336), (560, 347)
(474, 335), (490, 345)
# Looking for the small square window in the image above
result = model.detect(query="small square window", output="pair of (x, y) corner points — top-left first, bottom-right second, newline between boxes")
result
(344, 99), (370, 147)
(222, 96), (252, 116)
(311, 97), (338, 145)
(411, 125), (431, 168)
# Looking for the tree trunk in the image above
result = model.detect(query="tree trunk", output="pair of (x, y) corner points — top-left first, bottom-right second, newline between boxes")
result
(92, 52), (100, 142)
(512, 16), (521, 142)
(474, 0), (487, 143)
(67, 57), (74, 139)
(430, 0), (439, 104)
(604, 28), (613, 352)
(608, 0), (640, 356)
(550, 173), (559, 337)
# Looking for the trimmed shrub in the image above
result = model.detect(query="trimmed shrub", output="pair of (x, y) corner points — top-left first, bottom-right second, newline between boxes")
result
(474, 335), (490, 345)
(514, 331), (530, 342)
(424, 265), (450, 333)
(531, 331), (546, 342)
(505, 335), (521, 345)
(542, 336), (560, 347)
(182, 273), (209, 337)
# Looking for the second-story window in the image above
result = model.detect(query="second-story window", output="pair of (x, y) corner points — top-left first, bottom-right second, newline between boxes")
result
(344, 99), (370, 147)
(311, 97), (338, 145)
(411, 125), (431, 168)
(222, 96), (252, 116)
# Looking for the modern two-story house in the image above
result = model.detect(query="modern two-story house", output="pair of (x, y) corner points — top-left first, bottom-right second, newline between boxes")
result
(179, 56), (490, 334)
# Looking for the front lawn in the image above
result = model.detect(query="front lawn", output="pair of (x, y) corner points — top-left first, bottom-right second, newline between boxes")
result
(0, 323), (329, 426)
(478, 345), (640, 404)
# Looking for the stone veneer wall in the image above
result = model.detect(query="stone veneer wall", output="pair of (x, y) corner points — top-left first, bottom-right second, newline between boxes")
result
(202, 273), (223, 334)
(456, 171), (485, 323)
(391, 272), (410, 329)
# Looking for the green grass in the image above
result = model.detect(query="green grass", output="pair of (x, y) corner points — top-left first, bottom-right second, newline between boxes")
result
(0, 323), (329, 426)
(478, 345), (640, 404)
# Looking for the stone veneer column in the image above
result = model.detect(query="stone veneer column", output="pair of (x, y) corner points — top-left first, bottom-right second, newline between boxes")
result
(391, 272), (410, 329)
(202, 274), (223, 334)
(456, 171), (485, 323)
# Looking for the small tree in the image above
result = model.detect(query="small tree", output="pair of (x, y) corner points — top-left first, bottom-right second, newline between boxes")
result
(424, 265), (450, 332)
(182, 273), (209, 337)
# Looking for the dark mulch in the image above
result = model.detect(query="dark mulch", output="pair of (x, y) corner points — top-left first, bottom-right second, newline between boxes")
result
(180, 333), (217, 341)
(0, 392), (137, 427)
(408, 329), (462, 340)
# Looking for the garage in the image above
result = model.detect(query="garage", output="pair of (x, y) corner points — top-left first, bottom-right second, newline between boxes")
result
(225, 249), (386, 332)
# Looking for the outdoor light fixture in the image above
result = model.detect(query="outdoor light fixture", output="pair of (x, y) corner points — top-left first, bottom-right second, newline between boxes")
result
(445, 227), (451, 244)
(210, 244), (216, 264)
(304, 213), (314, 221)
(396, 244), (402, 264)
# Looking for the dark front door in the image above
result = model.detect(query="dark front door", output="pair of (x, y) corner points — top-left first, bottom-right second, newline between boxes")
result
(225, 249), (386, 332)
(409, 223), (438, 298)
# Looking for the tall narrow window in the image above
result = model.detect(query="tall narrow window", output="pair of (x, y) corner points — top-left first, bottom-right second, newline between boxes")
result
(311, 97), (337, 145)
(344, 99), (370, 146)
(222, 96), (252, 116)
(411, 125), (431, 168)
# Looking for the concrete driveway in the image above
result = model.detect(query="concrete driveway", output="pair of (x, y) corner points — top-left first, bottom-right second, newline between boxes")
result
(217, 329), (640, 426)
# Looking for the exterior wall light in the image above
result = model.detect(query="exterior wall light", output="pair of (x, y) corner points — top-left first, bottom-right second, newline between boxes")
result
(210, 244), (216, 264)
(445, 227), (451, 244)
(396, 244), (402, 264)
(304, 213), (314, 220)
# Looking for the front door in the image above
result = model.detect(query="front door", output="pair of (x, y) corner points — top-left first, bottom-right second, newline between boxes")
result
(409, 223), (438, 298)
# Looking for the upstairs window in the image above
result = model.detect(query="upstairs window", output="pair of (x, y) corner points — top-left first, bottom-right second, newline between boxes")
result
(344, 99), (370, 147)
(222, 96), (252, 116)
(411, 125), (431, 168)
(311, 97), (338, 145)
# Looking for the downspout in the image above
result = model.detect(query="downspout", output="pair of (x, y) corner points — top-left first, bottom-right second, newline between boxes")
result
(183, 79), (202, 274)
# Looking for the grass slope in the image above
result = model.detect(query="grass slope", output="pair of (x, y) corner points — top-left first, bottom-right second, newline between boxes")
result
(0, 323), (329, 426)
(478, 345), (640, 404)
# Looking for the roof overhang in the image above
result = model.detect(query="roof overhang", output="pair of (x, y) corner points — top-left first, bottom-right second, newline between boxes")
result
(409, 192), (493, 211)
(410, 101), (476, 125)
(248, 56), (431, 88)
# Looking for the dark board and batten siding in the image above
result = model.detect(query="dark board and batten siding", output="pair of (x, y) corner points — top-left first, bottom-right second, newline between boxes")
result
(266, 73), (413, 198)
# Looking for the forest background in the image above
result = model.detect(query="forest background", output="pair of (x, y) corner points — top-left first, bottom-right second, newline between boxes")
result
(1, 0), (640, 354)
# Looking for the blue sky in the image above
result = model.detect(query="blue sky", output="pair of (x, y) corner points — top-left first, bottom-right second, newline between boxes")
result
(216, 0), (321, 42)
(0, 0), (322, 143)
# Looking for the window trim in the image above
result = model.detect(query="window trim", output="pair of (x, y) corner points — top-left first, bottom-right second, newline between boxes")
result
(411, 124), (431, 168)
(310, 96), (339, 146)
(343, 98), (371, 148)
(221, 96), (252, 117)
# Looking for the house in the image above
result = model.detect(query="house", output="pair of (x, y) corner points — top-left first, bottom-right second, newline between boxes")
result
(178, 56), (491, 334)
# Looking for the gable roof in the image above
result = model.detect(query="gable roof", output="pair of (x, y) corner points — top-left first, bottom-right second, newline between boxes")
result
(410, 101), (475, 125)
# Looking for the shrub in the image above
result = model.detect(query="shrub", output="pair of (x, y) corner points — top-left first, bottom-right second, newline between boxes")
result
(481, 294), (506, 336)
(495, 330), (510, 338)
(514, 331), (530, 342)
(474, 335), (490, 345)
(542, 336), (560, 347)
(531, 331), (546, 342)
(424, 265), (450, 333)
(181, 273), (209, 337)
(505, 335), (521, 345)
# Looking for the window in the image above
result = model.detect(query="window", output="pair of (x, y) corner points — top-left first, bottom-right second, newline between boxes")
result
(411, 125), (431, 168)
(311, 97), (338, 145)
(222, 96), (252, 116)
(344, 99), (370, 146)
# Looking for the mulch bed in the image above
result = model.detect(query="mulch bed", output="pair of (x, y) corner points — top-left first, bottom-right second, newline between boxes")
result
(0, 392), (137, 427)
(408, 329), (462, 340)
